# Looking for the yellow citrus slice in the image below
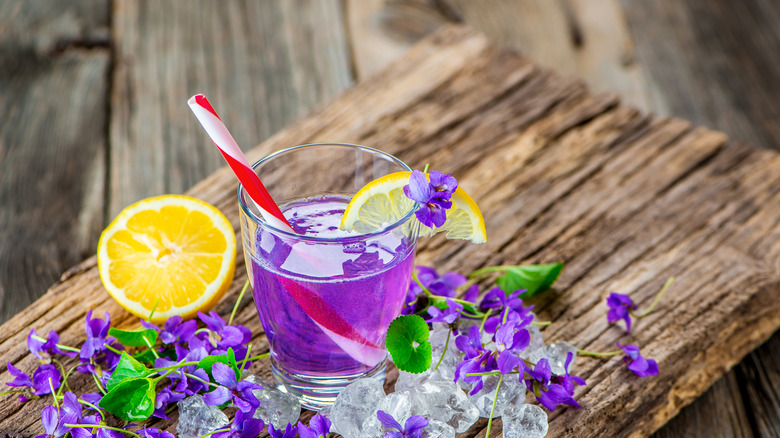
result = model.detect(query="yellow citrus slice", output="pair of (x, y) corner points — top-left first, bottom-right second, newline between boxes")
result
(340, 171), (487, 243)
(97, 195), (236, 323)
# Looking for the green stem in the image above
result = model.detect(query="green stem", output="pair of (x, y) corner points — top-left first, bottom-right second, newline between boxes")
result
(479, 309), (493, 331)
(197, 428), (231, 438)
(0, 390), (28, 397)
(48, 378), (59, 408)
(65, 424), (142, 438)
(632, 277), (675, 318)
(484, 374), (503, 437)
(153, 361), (200, 371)
(531, 320), (551, 327)
(30, 334), (80, 354)
(412, 271), (433, 297)
(153, 367), (179, 383)
(577, 349), (620, 358)
(185, 372), (220, 389)
(423, 163), (430, 173)
(240, 344), (252, 374)
(79, 398), (103, 413)
(91, 372), (107, 395)
(147, 298), (160, 322)
(229, 280), (251, 326)
(104, 344), (123, 355)
(465, 371), (518, 377)
(433, 330), (451, 371)
(142, 336), (160, 359)
(239, 352), (270, 368)
(469, 266), (514, 278)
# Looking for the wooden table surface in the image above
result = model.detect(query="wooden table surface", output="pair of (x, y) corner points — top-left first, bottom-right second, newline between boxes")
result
(1, 1), (779, 437)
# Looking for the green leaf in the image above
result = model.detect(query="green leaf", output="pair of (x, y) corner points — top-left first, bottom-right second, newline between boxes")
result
(98, 377), (156, 421)
(385, 315), (432, 374)
(495, 263), (563, 298)
(197, 347), (240, 382)
(108, 327), (158, 348)
(106, 352), (149, 391)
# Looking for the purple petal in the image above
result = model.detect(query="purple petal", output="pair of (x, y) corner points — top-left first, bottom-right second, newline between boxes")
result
(211, 362), (237, 388)
(463, 284), (479, 303)
(414, 205), (435, 228)
(203, 386), (231, 406)
(140, 320), (160, 331)
(218, 326), (245, 347)
(32, 364), (61, 395)
(40, 406), (58, 434)
(427, 202), (448, 228)
(309, 413), (331, 435)
(28, 330), (45, 359)
(198, 311), (226, 332)
(62, 391), (82, 417)
(6, 362), (32, 387)
(497, 350), (521, 375)
(617, 343), (640, 361)
(403, 415), (429, 433)
(404, 170), (434, 203)
(377, 410), (403, 431)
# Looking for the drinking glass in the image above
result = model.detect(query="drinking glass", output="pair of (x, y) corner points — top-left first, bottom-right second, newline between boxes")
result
(238, 143), (418, 409)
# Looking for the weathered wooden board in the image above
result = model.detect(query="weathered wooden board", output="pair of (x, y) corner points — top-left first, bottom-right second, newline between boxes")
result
(109, 0), (353, 217)
(2, 25), (780, 438)
(0, 0), (110, 322)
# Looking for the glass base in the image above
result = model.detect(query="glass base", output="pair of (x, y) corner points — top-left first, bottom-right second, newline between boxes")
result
(271, 357), (387, 410)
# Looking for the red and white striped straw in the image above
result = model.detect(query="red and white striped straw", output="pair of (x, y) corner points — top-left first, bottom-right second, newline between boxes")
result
(187, 94), (293, 232)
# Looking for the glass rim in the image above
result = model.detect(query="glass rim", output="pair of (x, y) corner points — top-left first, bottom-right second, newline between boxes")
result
(237, 142), (418, 243)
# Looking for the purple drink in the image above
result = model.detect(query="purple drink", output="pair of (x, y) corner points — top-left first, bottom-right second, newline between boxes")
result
(244, 195), (416, 407)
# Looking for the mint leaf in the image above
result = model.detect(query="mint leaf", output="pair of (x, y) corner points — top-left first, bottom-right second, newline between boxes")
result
(106, 352), (149, 391)
(98, 377), (155, 421)
(386, 315), (432, 374)
(494, 263), (563, 298)
(108, 327), (158, 348)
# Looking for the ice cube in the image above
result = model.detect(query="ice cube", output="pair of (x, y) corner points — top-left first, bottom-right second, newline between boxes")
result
(519, 325), (545, 360)
(423, 419), (456, 438)
(360, 412), (386, 438)
(329, 378), (386, 438)
(413, 381), (479, 433)
(529, 342), (577, 375)
(176, 395), (229, 438)
(241, 374), (301, 429)
(502, 404), (549, 438)
(375, 390), (419, 424)
(468, 374), (526, 418)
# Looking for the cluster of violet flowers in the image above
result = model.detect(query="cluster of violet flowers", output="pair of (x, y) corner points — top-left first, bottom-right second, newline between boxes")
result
(2, 284), (336, 438)
(400, 264), (669, 435)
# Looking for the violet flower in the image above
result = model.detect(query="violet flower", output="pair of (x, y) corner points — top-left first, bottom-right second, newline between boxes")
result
(268, 423), (298, 438)
(28, 329), (76, 360)
(403, 170), (453, 228)
(79, 311), (114, 360)
(213, 410), (265, 438)
(196, 311), (252, 354)
(524, 358), (582, 411)
(203, 362), (262, 414)
(6, 363), (62, 398)
(427, 299), (463, 324)
(550, 353), (587, 393)
(455, 325), (486, 360)
(34, 405), (73, 438)
(156, 315), (198, 346)
(607, 293), (635, 334)
(428, 170), (458, 197)
(377, 410), (429, 438)
(298, 414), (331, 438)
(617, 343), (659, 377)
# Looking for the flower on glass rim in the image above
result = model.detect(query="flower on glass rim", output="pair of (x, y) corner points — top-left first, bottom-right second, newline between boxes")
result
(268, 423), (298, 438)
(606, 293), (635, 334)
(28, 329), (76, 361)
(617, 343), (659, 377)
(203, 362), (262, 414)
(298, 414), (331, 438)
(427, 298), (463, 324)
(213, 410), (265, 438)
(403, 170), (453, 228)
(428, 170), (458, 198)
(377, 410), (429, 438)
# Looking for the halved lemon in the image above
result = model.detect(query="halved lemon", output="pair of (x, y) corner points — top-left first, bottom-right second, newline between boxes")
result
(340, 171), (487, 243)
(97, 195), (236, 323)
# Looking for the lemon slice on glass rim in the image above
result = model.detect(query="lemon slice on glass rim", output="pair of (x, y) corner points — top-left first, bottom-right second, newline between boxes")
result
(97, 195), (236, 323)
(340, 171), (487, 243)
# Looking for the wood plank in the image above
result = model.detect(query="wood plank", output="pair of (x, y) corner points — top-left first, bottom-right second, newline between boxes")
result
(2, 26), (779, 437)
(0, 0), (110, 322)
(109, 0), (353, 217)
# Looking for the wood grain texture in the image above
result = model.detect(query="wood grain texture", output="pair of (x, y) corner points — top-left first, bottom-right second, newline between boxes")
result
(109, 0), (353, 216)
(0, 0), (110, 322)
(2, 26), (779, 437)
